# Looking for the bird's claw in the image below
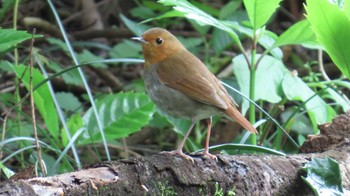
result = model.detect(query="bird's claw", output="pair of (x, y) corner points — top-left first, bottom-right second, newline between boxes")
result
(202, 151), (218, 161)
(161, 150), (195, 163)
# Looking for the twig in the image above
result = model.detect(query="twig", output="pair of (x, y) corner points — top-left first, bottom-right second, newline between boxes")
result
(318, 49), (350, 105)
(29, 29), (46, 176)
(318, 49), (331, 81)
(0, 116), (9, 160)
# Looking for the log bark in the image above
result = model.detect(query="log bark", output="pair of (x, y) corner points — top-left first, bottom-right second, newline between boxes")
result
(1, 113), (349, 196)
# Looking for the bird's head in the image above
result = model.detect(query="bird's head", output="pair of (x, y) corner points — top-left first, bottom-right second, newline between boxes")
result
(132, 28), (186, 66)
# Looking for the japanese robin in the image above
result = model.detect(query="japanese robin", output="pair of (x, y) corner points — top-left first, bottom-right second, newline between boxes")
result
(132, 28), (257, 161)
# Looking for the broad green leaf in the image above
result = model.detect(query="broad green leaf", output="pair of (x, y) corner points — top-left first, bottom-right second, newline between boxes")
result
(191, 1), (220, 17)
(130, 6), (157, 20)
(12, 65), (59, 138)
(243, 0), (282, 30)
(219, 1), (242, 19)
(273, 19), (318, 48)
(188, 19), (211, 36)
(325, 88), (350, 112)
(46, 61), (82, 85)
(140, 10), (185, 24)
(62, 113), (83, 146)
(80, 92), (156, 144)
(224, 21), (282, 59)
(280, 107), (313, 135)
(306, 0), (350, 79)
(302, 157), (343, 196)
(282, 73), (335, 131)
(110, 40), (143, 58)
(309, 81), (350, 112)
(76, 50), (106, 68)
(158, 0), (240, 43)
(211, 28), (233, 54)
(344, 0), (350, 19)
(177, 37), (203, 55)
(0, 29), (40, 53)
(259, 31), (283, 59)
(233, 54), (287, 114)
(47, 38), (69, 53)
(55, 92), (82, 112)
(0, 60), (13, 72)
(120, 14), (150, 36)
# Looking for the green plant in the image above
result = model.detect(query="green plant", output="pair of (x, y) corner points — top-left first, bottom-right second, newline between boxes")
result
(157, 181), (177, 196)
(302, 157), (344, 195)
(1, 0), (349, 181)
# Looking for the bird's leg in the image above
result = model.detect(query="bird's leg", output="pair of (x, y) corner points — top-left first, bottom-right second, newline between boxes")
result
(202, 117), (217, 160)
(161, 119), (196, 163)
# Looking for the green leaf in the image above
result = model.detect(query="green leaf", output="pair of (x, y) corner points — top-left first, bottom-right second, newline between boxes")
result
(140, 10), (185, 24)
(0, 29), (40, 53)
(211, 28), (233, 54)
(109, 40), (142, 58)
(191, 1), (220, 17)
(11, 65), (59, 138)
(309, 81), (350, 112)
(224, 21), (282, 59)
(62, 113), (83, 146)
(344, 0), (350, 19)
(282, 73), (335, 131)
(306, 0), (350, 79)
(281, 107), (313, 135)
(158, 0), (240, 43)
(243, 0), (282, 30)
(120, 14), (150, 36)
(130, 6), (157, 19)
(201, 143), (286, 156)
(0, 0), (15, 22)
(76, 50), (106, 68)
(177, 37), (203, 54)
(55, 92), (82, 112)
(80, 92), (156, 144)
(259, 30), (283, 59)
(325, 88), (350, 112)
(219, 1), (242, 19)
(0, 162), (15, 178)
(302, 157), (343, 195)
(233, 54), (287, 114)
(47, 38), (69, 53)
(273, 19), (318, 48)
(46, 61), (83, 85)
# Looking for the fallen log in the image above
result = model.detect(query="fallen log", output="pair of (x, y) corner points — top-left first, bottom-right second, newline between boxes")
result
(1, 113), (349, 195)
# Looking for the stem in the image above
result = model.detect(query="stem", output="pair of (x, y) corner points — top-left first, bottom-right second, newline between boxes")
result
(248, 34), (257, 145)
(29, 29), (46, 176)
(13, 0), (25, 168)
(259, 98), (287, 145)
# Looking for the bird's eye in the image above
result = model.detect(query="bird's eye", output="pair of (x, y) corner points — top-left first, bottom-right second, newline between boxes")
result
(156, 38), (163, 45)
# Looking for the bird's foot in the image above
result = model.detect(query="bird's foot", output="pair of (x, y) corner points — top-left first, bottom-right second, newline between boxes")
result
(161, 150), (194, 163)
(201, 151), (218, 161)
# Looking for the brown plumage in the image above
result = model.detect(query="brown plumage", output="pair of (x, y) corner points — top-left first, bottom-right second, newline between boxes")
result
(133, 27), (257, 161)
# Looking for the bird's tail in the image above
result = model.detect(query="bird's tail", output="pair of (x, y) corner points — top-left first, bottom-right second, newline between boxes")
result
(225, 107), (258, 134)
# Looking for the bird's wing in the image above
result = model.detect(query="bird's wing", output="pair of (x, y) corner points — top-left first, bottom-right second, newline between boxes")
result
(156, 51), (229, 110)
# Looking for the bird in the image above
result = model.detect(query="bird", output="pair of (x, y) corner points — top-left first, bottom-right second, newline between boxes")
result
(132, 27), (257, 162)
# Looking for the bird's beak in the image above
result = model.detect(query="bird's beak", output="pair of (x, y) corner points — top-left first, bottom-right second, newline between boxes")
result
(131, 37), (148, 43)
